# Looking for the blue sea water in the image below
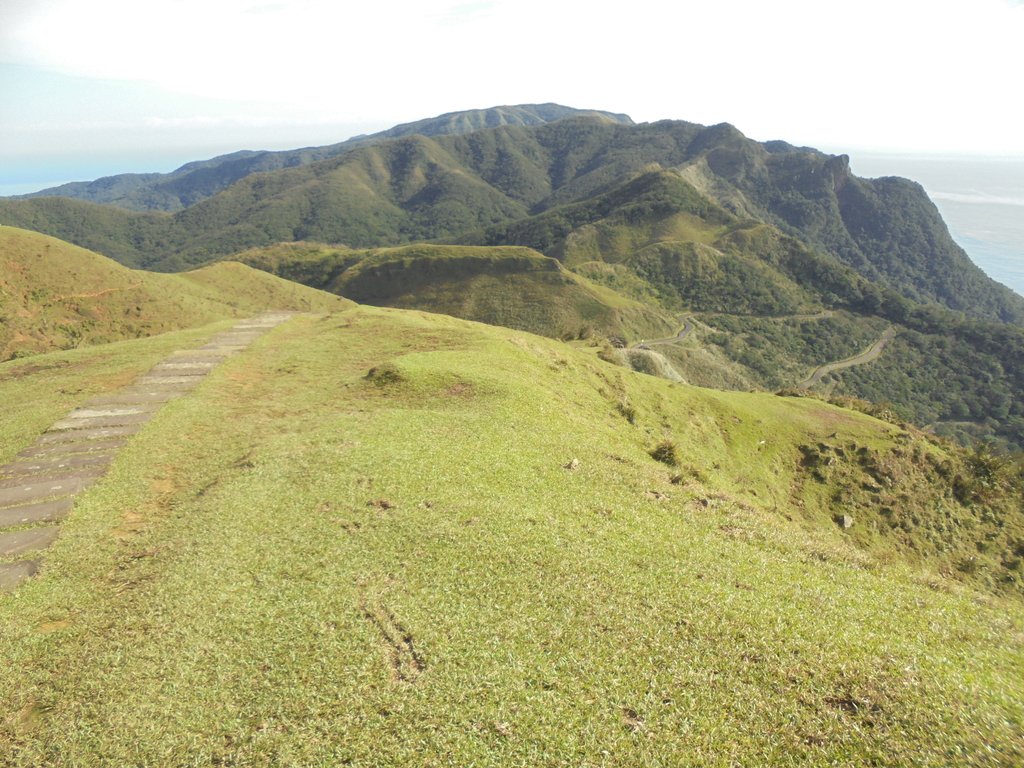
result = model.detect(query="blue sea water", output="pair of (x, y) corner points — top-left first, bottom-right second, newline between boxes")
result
(846, 153), (1024, 298)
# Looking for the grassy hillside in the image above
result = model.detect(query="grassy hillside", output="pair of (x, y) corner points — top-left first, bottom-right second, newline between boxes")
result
(0, 226), (349, 360)
(1, 307), (1022, 765)
(236, 242), (676, 342)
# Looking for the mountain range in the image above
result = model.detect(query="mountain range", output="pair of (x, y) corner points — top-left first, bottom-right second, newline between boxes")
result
(13, 104), (633, 213)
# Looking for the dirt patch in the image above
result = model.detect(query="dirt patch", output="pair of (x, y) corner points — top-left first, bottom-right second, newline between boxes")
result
(444, 381), (473, 397)
(14, 700), (47, 734)
(111, 509), (146, 541)
(825, 695), (883, 717)
(621, 707), (645, 733)
(0, 359), (69, 382)
(150, 476), (178, 496)
(35, 619), (72, 634)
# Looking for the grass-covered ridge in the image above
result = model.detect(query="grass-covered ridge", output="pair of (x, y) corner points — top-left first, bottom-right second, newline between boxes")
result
(0, 307), (1021, 765)
(0, 226), (349, 360)
(235, 242), (676, 342)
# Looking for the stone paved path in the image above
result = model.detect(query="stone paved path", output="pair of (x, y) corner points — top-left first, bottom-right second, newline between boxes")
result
(0, 312), (297, 593)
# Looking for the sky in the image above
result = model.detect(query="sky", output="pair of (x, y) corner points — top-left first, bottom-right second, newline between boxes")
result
(1, 0), (1023, 194)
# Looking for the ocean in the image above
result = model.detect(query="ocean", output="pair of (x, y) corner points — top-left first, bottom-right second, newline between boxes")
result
(845, 153), (1024, 298)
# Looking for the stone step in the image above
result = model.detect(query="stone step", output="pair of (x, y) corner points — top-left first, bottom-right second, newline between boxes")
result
(206, 339), (261, 348)
(18, 437), (127, 460)
(0, 475), (97, 509)
(149, 362), (217, 374)
(0, 452), (115, 480)
(49, 415), (153, 434)
(0, 498), (73, 530)
(197, 344), (247, 352)
(166, 351), (228, 360)
(48, 415), (152, 434)
(133, 375), (203, 386)
(0, 526), (60, 558)
(37, 425), (140, 445)
(0, 466), (104, 491)
(212, 331), (263, 339)
(65, 406), (152, 419)
(82, 391), (186, 406)
(49, 412), (154, 432)
(0, 560), (38, 592)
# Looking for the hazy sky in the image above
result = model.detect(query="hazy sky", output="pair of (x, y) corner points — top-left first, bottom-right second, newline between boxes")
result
(1, 0), (1023, 193)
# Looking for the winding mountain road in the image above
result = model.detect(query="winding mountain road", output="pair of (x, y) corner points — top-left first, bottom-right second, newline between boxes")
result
(632, 317), (695, 349)
(797, 326), (897, 388)
(632, 310), (836, 350)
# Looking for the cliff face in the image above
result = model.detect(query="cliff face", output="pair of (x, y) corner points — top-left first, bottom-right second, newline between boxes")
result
(679, 139), (1024, 323)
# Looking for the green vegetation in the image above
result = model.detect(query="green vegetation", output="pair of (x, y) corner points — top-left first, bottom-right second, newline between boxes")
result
(221, 165), (1024, 449)
(235, 242), (675, 342)
(697, 312), (891, 388)
(1, 307), (1022, 765)
(0, 227), (349, 360)
(828, 326), (1024, 450)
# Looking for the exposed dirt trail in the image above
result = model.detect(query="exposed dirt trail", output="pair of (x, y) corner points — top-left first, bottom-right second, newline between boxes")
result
(632, 310), (837, 351)
(51, 284), (143, 302)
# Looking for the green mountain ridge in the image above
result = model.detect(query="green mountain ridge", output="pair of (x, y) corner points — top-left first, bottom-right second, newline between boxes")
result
(232, 241), (674, 342)
(11, 104), (632, 213)
(231, 168), (1024, 450)
(1, 107), (1022, 447)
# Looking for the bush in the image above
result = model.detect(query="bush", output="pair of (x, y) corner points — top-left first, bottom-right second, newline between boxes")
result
(649, 439), (679, 466)
(365, 362), (404, 386)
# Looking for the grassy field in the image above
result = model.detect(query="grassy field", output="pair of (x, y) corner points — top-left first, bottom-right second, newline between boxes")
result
(1, 308), (1022, 765)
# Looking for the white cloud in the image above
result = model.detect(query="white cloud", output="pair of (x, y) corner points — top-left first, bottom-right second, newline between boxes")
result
(1, 0), (1022, 155)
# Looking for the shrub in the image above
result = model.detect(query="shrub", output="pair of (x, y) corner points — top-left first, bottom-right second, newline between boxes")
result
(365, 362), (404, 386)
(649, 439), (679, 466)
